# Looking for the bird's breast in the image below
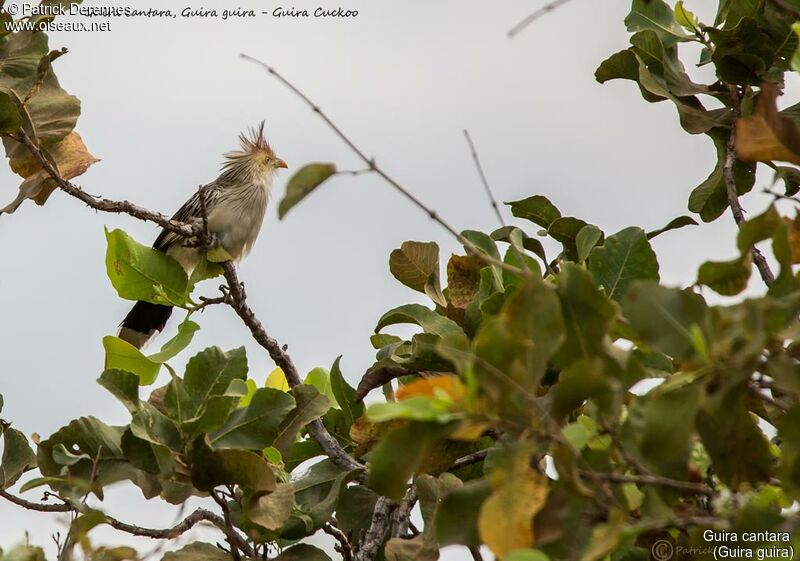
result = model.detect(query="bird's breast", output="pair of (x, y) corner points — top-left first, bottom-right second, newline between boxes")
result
(207, 180), (270, 260)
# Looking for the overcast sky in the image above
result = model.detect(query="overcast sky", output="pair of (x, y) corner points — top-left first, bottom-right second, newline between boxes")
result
(0, 0), (793, 556)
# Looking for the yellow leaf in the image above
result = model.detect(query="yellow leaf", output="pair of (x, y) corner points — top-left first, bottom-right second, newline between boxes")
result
(736, 83), (800, 166)
(266, 368), (289, 391)
(395, 375), (466, 402)
(479, 446), (549, 558)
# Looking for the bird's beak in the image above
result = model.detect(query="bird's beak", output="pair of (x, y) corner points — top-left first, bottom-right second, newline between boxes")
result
(276, 158), (288, 169)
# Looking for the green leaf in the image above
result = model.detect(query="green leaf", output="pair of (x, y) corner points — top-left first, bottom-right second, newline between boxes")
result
(172, 346), (248, 423)
(674, 0), (699, 31)
(549, 217), (592, 262)
(274, 544), (332, 561)
(209, 388), (295, 450)
(697, 388), (773, 490)
(505, 195), (562, 228)
(273, 385), (330, 456)
(696, 256), (752, 296)
(576, 225), (603, 262)
(304, 367), (336, 406)
(461, 230), (503, 288)
(646, 215), (698, 239)
(162, 543), (230, 561)
(689, 130), (755, 222)
(367, 395), (459, 423)
(389, 241), (446, 306)
(708, 18), (775, 85)
(506, 551), (551, 561)
(105, 228), (188, 306)
(619, 383), (701, 479)
(189, 438), (276, 492)
(1, 428), (36, 488)
(335, 485), (379, 537)
(621, 282), (709, 361)
(278, 163), (337, 219)
(102, 321), (200, 386)
(0, 545), (46, 561)
(588, 227), (659, 302)
(375, 304), (466, 340)
(367, 422), (448, 501)
(554, 265), (617, 366)
(249, 482), (295, 530)
(738, 205), (781, 252)
(435, 479), (492, 547)
(330, 356), (364, 432)
(97, 369), (140, 413)
(624, 0), (692, 47)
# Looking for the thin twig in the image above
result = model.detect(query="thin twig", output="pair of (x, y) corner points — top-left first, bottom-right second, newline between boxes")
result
(354, 496), (396, 561)
(450, 450), (488, 471)
(323, 522), (354, 561)
(579, 470), (714, 496)
(0, 489), (240, 542)
(8, 131), (200, 239)
(241, 54), (526, 278)
(763, 187), (800, 204)
(725, 89), (775, 285)
(469, 547), (485, 561)
(210, 490), (249, 560)
(220, 261), (365, 473)
(463, 130), (504, 227)
(508, 0), (577, 38)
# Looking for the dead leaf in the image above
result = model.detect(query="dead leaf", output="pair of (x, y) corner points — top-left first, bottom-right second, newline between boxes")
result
(736, 83), (800, 165)
(1, 131), (98, 214)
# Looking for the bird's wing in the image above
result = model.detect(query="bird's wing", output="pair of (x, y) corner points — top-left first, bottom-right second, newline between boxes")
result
(153, 182), (225, 251)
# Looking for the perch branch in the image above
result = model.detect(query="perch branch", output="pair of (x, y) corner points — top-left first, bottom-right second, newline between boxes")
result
(9, 130), (200, 239)
(463, 129), (504, 227)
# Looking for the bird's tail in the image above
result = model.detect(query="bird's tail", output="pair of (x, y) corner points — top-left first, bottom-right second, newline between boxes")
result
(118, 301), (173, 349)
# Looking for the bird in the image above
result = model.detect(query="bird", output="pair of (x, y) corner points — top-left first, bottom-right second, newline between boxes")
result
(118, 122), (287, 349)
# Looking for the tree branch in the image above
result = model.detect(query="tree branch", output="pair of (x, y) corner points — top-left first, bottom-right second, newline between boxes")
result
(241, 54), (526, 277)
(463, 130), (504, 227)
(323, 522), (354, 561)
(725, 90), (774, 286)
(390, 483), (416, 538)
(450, 450), (488, 471)
(0, 489), (241, 543)
(219, 260), (365, 473)
(354, 496), (396, 561)
(9, 130), (200, 239)
(579, 470), (714, 496)
(508, 0), (577, 38)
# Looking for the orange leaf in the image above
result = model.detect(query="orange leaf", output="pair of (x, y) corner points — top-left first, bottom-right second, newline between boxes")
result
(395, 375), (466, 402)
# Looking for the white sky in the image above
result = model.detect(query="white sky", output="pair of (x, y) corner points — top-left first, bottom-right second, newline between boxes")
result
(0, 0), (792, 557)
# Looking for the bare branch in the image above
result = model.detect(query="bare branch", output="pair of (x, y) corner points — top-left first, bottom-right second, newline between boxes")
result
(463, 130), (504, 227)
(323, 522), (354, 561)
(220, 261), (365, 473)
(579, 470), (714, 496)
(390, 483), (417, 538)
(210, 490), (251, 560)
(724, 90), (775, 286)
(0, 489), (240, 542)
(508, 0), (577, 38)
(354, 496), (396, 561)
(450, 450), (488, 471)
(241, 54), (526, 278)
(9, 130), (199, 239)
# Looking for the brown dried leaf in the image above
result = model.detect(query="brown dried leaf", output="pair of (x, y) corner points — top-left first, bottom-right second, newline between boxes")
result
(1, 131), (98, 214)
(736, 83), (800, 165)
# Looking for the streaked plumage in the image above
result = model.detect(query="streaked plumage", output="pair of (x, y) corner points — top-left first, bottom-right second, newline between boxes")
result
(118, 122), (287, 349)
